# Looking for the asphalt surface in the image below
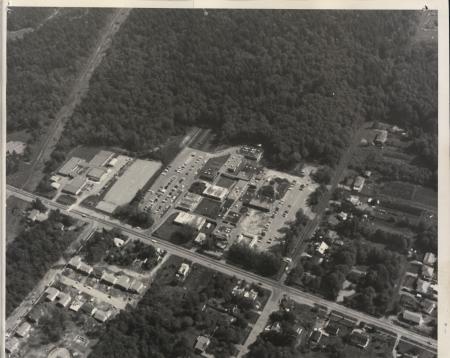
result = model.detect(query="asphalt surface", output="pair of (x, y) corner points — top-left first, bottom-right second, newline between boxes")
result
(6, 185), (437, 352)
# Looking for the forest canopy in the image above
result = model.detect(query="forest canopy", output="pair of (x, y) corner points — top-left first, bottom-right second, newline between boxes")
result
(56, 10), (436, 170)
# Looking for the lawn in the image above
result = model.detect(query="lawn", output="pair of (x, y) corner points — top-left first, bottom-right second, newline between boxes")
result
(412, 186), (437, 208)
(153, 213), (195, 247)
(379, 181), (415, 201)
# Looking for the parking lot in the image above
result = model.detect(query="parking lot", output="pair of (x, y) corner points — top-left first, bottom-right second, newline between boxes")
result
(140, 147), (210, 223)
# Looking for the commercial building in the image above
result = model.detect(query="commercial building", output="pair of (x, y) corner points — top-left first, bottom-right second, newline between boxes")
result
(62, 176), (87, 196)
(246, 198), (271, 212)
(174, 212), (206, 231)
(107, 157), (118, 167)
(194, 336), (211, 354)
(58, 157), (87, 177)
(176, 192), (203, 212)
(88, 150), (114, 167)
(224, 155), (243, 174)
(353, 176), (366, 192)
(15, 322), (32, 338)
(403, 310), (423, 325)
(239, 145), (263, 161)
(202, 184), (229, 201)
(374, 130), (388, 147)
(87, 167), (108, 182)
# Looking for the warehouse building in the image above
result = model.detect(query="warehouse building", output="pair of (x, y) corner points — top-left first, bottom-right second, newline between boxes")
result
(88, 150), (114, 167)
(58, 157), (87, 177)
(174, 212), (206, 231)
(87, 167), (108, 182)
(62, 176), (87, 196)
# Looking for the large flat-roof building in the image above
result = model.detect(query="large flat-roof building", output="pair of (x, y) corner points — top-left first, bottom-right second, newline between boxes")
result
(87, 167), (108, 182)
(62, 176), (87, 196)
(58, 157), (87, 177)
(202, 184), (229, 201)
(176, 192), (203, 212)
(403, 310), (423, 325)
(89, 150), (114, 167)
(173, 212), (206, 231)
(239, 145), (263, 161)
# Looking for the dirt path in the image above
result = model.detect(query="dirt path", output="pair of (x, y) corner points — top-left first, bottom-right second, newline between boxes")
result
(22, 8), (131, 192)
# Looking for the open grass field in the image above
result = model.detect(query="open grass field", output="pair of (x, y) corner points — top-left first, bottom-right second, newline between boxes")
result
(412, 186), (437, 208)
(102, 159), (161, 209)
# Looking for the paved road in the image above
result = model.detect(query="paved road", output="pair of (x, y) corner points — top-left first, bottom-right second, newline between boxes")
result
(6, 185), (437, 352)
(290, 125), (367, 263)
(21, 9), (131, 192)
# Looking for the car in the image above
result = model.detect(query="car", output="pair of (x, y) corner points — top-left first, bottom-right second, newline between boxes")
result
(151, 239), (157, 243)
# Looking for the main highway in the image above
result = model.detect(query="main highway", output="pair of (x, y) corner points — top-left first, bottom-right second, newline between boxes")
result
(6, 184), (437, 352)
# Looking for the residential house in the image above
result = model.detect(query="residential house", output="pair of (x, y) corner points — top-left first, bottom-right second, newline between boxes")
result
(94, 309), (111, 323)
(421, 265), (434, 280)
(194, 335), (211, 354)
(349, 329), (370, 349)
(44, 287), (59, 302)
(423, 252), (437, 266)
(177, 263), (190, 280)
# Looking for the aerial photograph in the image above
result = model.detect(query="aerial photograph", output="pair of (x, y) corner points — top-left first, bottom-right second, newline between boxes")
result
(5, 6), (438, 358)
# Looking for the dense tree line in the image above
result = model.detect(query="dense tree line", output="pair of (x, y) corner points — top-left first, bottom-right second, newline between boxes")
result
(288, 241), (405, 316)
(6, 210), (78, 316)
(7, 8), (113, 141)
(227, 243), (282, 277)
(52, 10), (436, 171)
(280, 209), (310, 256)
(113, 204), (154, 228)
(8, 7), (56, 32)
